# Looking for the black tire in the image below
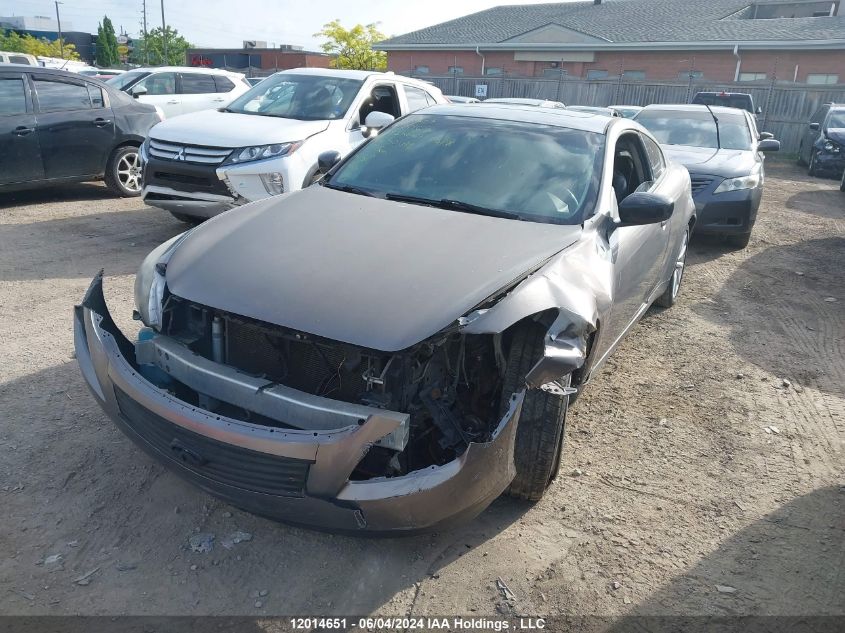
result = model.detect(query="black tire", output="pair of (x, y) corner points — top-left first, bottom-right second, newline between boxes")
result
(105, 145), (142, 197)
(840, 171), (845, 192)
(169, 211), (201, 224)
(500, 323), (570, 502)
(808, 151), (820, 177)
(654, 227), (689, 308)
(796, 143), (805, 166)
(726, 231), (752, 249)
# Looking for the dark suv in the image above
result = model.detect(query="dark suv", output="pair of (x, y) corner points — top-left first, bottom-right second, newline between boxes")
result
(799, 103), (845, 178)
(0, 66), (162, 197)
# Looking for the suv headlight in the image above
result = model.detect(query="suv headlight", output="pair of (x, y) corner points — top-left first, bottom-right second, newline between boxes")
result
(714, 171), (761, 194)
(822, 139), (840, 153)
(223, 141), (302, 165)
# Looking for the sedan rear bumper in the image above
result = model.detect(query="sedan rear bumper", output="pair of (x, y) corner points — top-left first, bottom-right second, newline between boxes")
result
(73, 273), (521, 534)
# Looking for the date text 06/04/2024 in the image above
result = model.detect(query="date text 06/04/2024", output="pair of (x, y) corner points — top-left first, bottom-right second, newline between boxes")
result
(289, 617), (548, 630)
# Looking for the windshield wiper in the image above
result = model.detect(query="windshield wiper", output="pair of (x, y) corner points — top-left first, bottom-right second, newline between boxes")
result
(384, 193), (522, 220)
(703, 104), (721, 149)
(323, 182), (376, 197)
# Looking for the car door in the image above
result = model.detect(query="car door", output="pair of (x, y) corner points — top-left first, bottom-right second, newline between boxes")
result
(605, 132), (671, 343)
(0, 71), (43, 185)
(31, 74), (116, 179)
(134, 71), (181, 118)
(177, 72), (219, 115)
(804, 105), (828, 162)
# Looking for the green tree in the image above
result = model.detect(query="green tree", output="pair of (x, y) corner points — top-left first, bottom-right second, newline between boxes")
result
(0, 28), (80, 60)
(314, 20), (387, 71)
(96, 16), (120, 66)
(129, 26), (191, 66)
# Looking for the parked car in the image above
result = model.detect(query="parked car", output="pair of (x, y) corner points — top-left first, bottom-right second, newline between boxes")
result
(105, 66), (249, 119)
(609, 105), (643, 119)
(0, 66), (163, 197)
(245, 77), (266, 87)
(691, 91), (761, 117)
(841, 168), (845, 192)
(75, 103), (694, 533)
(568, 105), (622, 117)
(79, 68), (125, 80)
(446, 95), (480, 103)
(482, 97), (565, 108)
(635, 104), (779, 249)
(0, 51), (38, 66)
(139, 67), (448, 222)
(797, 104), (845, 178)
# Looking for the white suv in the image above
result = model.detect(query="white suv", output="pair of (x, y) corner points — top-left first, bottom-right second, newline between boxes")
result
(106, 67), (249, 119)
(139, 68), (448, 221)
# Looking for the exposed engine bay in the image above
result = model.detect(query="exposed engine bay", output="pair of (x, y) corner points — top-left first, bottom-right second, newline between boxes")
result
(153, 295), (513, 480)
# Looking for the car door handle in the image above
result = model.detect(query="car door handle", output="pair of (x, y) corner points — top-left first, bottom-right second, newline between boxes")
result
(166, 100), (179, 104)
(93, 118), (112, 127)
(13, 125), (35, 136)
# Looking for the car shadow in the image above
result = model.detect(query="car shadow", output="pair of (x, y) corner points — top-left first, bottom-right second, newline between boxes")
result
(0, 182), (118, 208)
(0, 207), (187, 282)
(601, 485), (845, 632)
(692, 237), (845, 398)
(1, 360), (531, 617)
(786, 189), (845, 219)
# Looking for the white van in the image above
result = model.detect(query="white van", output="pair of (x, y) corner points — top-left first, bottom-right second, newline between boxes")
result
(140, 68), (448, 222)
(0, 51), (38, 66)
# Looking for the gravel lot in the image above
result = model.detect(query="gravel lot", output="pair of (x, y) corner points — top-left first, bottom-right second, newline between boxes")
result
(0, 162), (843, 621)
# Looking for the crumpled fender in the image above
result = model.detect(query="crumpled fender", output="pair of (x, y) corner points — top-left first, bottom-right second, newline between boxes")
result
(461, 231), (614, 388)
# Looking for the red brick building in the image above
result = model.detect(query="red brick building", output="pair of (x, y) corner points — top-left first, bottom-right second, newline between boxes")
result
(377, 0), (845, 84)
(186, 45), (332, 73)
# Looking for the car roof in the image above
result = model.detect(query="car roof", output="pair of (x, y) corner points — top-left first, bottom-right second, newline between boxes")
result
(130, 66), (243, 77)
(418, 103), (616, 133)
(484, 97), (560, 106)
(640, 104), (749, 116)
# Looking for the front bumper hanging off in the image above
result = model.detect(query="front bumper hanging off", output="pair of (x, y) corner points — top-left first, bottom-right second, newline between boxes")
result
(73, 273), (523, 534)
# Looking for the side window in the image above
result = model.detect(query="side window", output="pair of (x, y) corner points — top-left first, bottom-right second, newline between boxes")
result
(87, 84), (105, 108)
(612, 134), (651, 203)
(357, 84), (400, 125)
(424, 91), (438, 106)
(34, 78), (91, 111)
(138, 72), (176, 95)
(404, 85), (430, 113)
(0, 76), (28, 115)
(213, 75), (235, 93)
(10, 55), (31, 65)
(180, 73), (217, 94)
(641, 135), (665, 180)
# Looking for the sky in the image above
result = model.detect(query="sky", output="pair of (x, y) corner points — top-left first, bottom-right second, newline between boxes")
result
(0, 0), (558, 50)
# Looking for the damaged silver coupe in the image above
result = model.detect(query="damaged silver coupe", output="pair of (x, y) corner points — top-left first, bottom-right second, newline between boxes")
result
(74, 104), (695, 533)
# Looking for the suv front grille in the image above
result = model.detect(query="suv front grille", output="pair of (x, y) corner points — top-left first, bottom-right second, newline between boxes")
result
(149, 139), (232, 165)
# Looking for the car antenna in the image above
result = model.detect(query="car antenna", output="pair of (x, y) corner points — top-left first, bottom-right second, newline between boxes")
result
(703, 103), (720, 149)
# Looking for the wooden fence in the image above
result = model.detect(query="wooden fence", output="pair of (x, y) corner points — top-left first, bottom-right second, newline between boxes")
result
(420, 74), (845, 154)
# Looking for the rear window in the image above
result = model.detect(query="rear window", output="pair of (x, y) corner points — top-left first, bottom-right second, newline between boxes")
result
(692, 93), (753, 113)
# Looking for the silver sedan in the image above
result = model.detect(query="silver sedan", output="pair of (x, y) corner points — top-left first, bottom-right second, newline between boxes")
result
(74, 104), (695, 533)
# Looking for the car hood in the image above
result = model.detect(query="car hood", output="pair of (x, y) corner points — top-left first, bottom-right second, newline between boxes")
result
(825, 128), (845, 145)
(165, 186), (582, 351)
(662, 145), (756, 178)
(148, 109), (330, 147)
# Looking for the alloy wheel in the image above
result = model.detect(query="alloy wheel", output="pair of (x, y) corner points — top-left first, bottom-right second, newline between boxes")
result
(117, 151), (142, 193)
(671, 230), (689, 299)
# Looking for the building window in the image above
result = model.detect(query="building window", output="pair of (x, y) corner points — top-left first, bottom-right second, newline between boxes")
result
(586, 69), (609, 80)
(542, 68), (565, 78)
(414, 65), (429, 75)
(622, 70), (646, 81)
(738, 72), (767, 81)
(485, 67), (503, 76)
(679, 70), (704, 80)
(806, 73), (839, 85)
(448, 66), (464, 75)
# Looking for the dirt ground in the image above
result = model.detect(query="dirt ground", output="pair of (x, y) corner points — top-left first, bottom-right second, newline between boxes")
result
(0, 162), (843, 624)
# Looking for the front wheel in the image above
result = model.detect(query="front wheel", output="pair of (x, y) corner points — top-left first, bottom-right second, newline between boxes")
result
(105, 146), (142, 197)
(726, 231), (752, 250)
(501, 324), (570, 502)
(654, 227), (689, 308)
(840, 170), (845, 192)
(808, 151), (821, 177)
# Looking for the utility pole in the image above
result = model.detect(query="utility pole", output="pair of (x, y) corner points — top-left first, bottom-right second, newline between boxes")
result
(160, 0), (168, 65)
(54, 1), (64, 59)
(142, 0), (149, 64)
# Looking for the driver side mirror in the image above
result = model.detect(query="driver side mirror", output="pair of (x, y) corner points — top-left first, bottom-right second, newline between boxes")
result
(759, 132), (774, 140)
(618, 192), (674, 226)
(362, 111), (395, 138)
(756, 106), (763, 115)
(809, 122), (820, 131)
(131, 84), (148, 98)
(317, 150), (342, 175)
(758, 139), (780, 152)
